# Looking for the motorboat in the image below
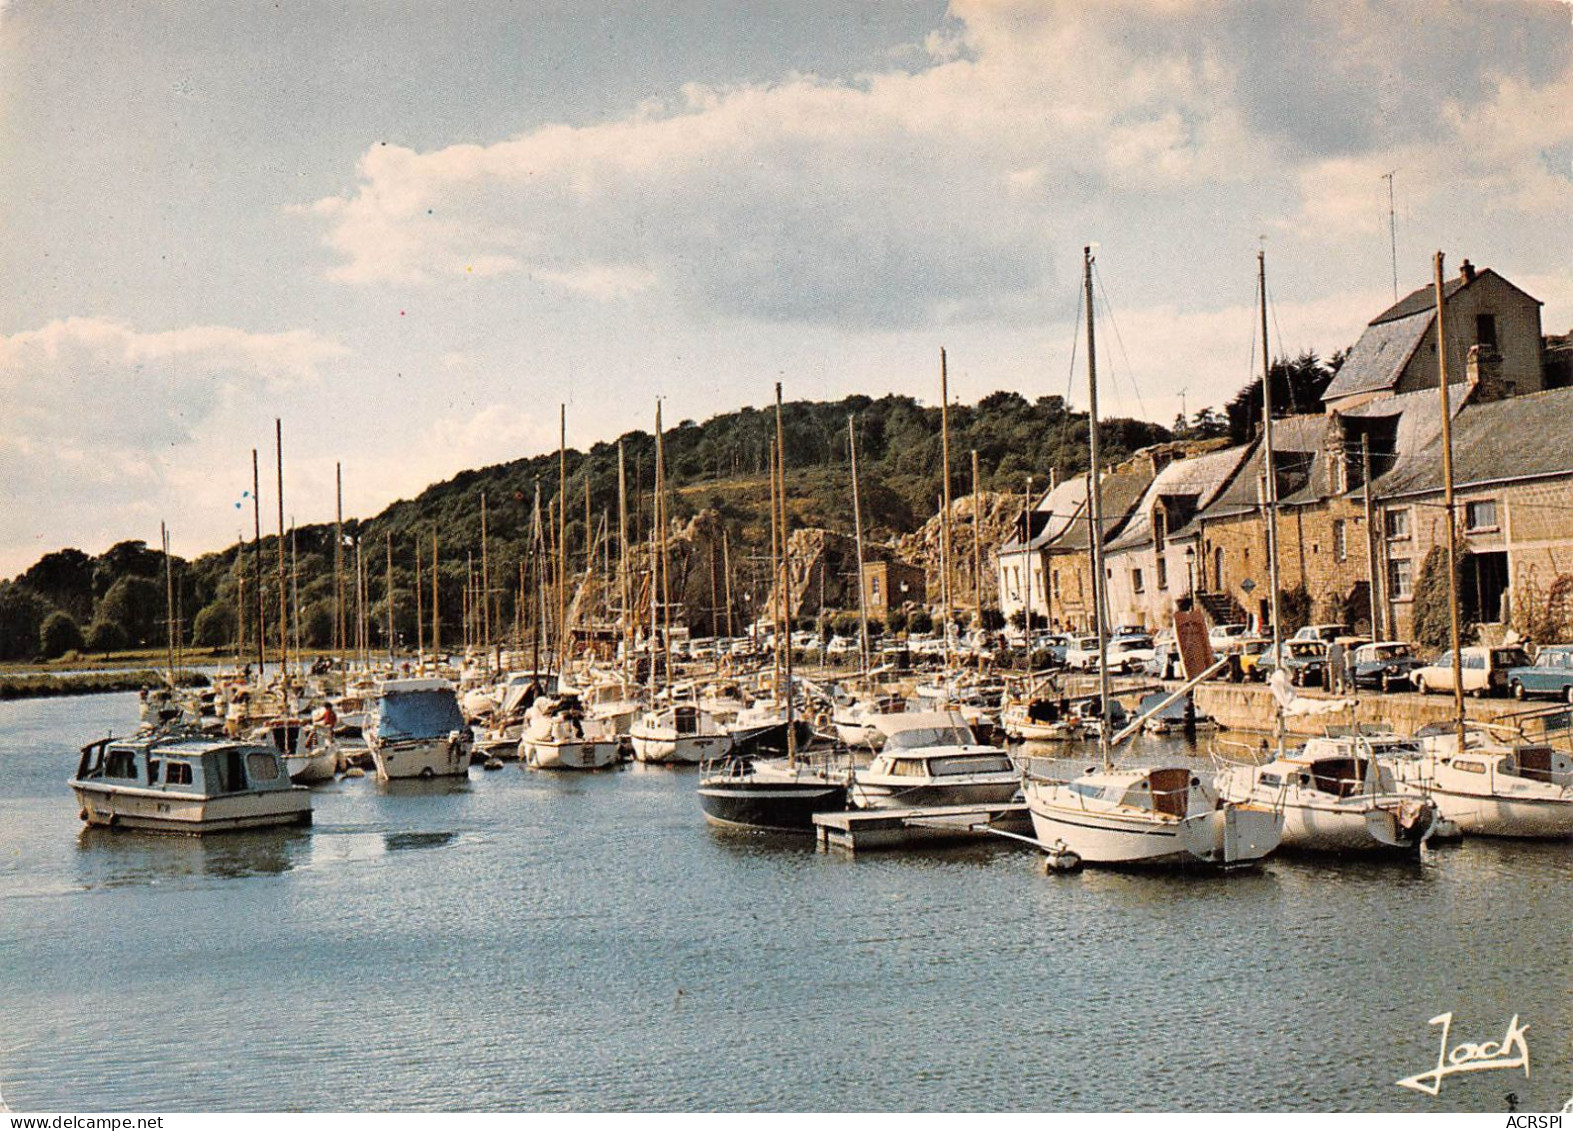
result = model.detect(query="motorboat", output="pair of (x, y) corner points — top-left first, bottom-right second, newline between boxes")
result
(1022, 765), (1282, 868)
(71, 730), (312, 834)
(832, 691), (906, 749)
(249, 715), (337, 784)
(1214, 736), (1436, 854)
(519, 695), (622, 770)
(1137, 692), (1217, 736)
(1391, 725), (1573, 838)
(1002, 697), (1083, 742)
(697, 753), (850, 831)
(630, 703), (733, 765)
(367, 678), (472, 781)
(851, 712), (1021, 809)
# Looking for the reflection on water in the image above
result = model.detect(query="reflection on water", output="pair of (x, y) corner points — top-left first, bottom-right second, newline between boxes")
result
(3, 691), (1572, 1112)
(75, 825), (307, 887)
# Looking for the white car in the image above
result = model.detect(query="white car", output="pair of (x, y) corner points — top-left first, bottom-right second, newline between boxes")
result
(1064, 635), (1103, 670)
(1104, 636), (1157, 674)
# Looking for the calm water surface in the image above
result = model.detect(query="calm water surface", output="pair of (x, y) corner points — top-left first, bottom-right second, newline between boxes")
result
(2, 692), (1570, 1112)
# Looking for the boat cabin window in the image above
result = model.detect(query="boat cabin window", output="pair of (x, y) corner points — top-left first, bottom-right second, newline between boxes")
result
(1452, 760), (1486, 774)
(1309, 758), (1365, 797)
(1069, 781), (1110, 802)
(1509, 747), (1554, 783)
(246, 752), (280, 783)
(146, 759), (160, 784)
(1258, 772), (1282, 788)
(674, 706), (699, 736)
(105, 749), (140, 780)
(164, 761), (194, 786)
(885, 726), (973, 751)
(928, 754), (1014, 777)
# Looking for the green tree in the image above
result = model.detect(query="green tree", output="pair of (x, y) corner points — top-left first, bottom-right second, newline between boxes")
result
(0, 582), (51, 660)
(39, 611), (84, 659)
(192, 601), (237, 648)
(98, 574), (163, 646)
(86, 618), (129, 655)
(1412, 542), (1472, 650)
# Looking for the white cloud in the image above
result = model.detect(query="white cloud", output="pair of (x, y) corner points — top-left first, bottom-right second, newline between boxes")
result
(298, 1), (1573, 333)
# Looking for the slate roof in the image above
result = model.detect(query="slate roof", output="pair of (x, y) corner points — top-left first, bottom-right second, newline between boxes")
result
(1374, 386), (1573, 497)
(1105, 445), (1254, 553)
(1320, 309), (1434, 402)
(1196, 415), (1328, 523)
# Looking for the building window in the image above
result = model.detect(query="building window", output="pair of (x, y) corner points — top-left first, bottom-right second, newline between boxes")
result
(1333, 520), (1348, 563)
(1475, 313), (1497, 350)
(1465, 499), (1498, 532)
(1157, 557), (1168, 590)
(1388, 558), (1414, 601)
(1132, 568), (1144, 593)
(871, 576), (882, 603)
(1385, 508), (1411, 541)
(1153, 509), (1167, 554)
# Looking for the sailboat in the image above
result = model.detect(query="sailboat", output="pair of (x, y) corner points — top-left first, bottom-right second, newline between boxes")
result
(696, 385), (850, 829)
(1022, 248), (1282, 868)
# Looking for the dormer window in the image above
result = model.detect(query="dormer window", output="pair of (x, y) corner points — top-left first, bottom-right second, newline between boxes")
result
(1475, 313), (1497, 350)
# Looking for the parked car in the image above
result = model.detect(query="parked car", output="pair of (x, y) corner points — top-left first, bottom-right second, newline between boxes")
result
(1104, 635), (1156, 674)
(1506, 644), (1573, 703)
(1412, 645), (1532, 698)
(1208, 623), (1253, 650)
(1292, 624), (1348, 644)
(1256, 639), (1330, 686)
(1064, 635), (1103, 670)
(1234, 638), (1274, 681)
(1147, 639), (1185, 680)
(1351, 641), (1426, 692)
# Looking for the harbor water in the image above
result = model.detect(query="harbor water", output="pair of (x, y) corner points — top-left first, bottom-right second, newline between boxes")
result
(2, 691), (1571, 1112)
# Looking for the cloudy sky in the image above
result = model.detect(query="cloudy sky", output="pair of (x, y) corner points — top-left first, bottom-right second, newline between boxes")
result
(2, 0), (1570, 575)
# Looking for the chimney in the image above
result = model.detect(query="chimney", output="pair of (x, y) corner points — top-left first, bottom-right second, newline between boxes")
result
(1460, 259), (1476, 284)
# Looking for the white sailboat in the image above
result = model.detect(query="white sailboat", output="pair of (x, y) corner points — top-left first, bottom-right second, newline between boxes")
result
(1022, 247), (1282, 868)
(519, 695), (622, 770)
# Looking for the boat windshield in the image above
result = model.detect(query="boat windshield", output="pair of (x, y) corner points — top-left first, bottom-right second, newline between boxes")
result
(928, 754), (1015, 777)
(885, 726), (974, 751)
(377, 690), (465, 741)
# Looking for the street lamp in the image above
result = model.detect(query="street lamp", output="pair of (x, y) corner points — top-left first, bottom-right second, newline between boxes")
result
(1185, 545), (1196, 599)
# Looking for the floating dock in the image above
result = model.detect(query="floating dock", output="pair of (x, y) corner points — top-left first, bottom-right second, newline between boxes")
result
(813, 802), (1034, 853)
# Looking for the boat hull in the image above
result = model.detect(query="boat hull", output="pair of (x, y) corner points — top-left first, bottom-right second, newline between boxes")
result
(283, 747), (338, 784)
(72, 782), (312, 835)
(698, 776), (849, 831)
(1025, 783), (1280, 867)
(853, 779), (1021, 810)
(370, 736), (470, 781)
(523, 738), (622, 770)
(630, 731), (731, 765)
(1413, 787), (1573, 838)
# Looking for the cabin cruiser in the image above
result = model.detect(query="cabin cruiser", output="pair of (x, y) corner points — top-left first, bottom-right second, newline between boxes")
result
(697, 753), (851, 831)
(518, 695), (622, 770)
(1214, 737), (1436, 854)
(1390, 725), (1573, 838)
(72, 730), (312, 833)
(832, 691), (906, 749)
(851, 712), (1021, 809)
(367, 678), (472, 781)
(1022, 765), (1282, 868)
(630, 703), (733, 765)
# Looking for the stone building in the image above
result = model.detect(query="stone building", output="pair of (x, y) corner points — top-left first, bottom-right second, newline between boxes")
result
(862, 558), (926, 619)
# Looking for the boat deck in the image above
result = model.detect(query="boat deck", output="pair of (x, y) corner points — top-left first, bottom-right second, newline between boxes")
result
(813, 801), (1032, 853)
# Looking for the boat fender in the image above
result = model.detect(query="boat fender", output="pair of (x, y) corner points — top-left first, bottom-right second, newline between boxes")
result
(815, 710), (831, 730)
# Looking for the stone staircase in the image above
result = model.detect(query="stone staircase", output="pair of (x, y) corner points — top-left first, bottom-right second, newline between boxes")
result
(1196, 591), (1246, 627)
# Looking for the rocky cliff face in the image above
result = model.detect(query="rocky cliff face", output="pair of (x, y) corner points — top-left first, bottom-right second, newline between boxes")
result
(895, 491), (1022, 612)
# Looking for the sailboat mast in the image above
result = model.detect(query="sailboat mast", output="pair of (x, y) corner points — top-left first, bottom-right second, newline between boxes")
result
(384, 531), (394, 664)
(252, 449), (265, 675)
(769, 438), (782, 706)
(558, 406), (568, 674)
(276, 420), (288, 683)
(722, 528), (735, 641)
(432, 532), (440, 658)
(1259, 252), (1284, 669)
(1083, 247), (1113, 770)
(775, 383), (797, 762)
(162, 522), (176, 686)
(1021, 475), (1033, 673)
(481, 491), (492, 669)
(972, 448), (982, 667)
(415, 535), (424, 667)
(335, 462), (345, 658)
(849, 414), (872, 680)
(940, 348), (953, 668)
(655, 401), (672, 693)
(1434, 251), (1467, 752)
(618, 441), (631, 686)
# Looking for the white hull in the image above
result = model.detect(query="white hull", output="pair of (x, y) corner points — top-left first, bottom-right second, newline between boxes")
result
(523, 737), (621, 770)
(1024, 780), (1280, 867)
(1277, 801), (1430, 852)
(72, 781), (311, 834)
(282, 747), (338, 784)
(630, 731), (731, 764)
(1407, 786), (1573, 838)
(371, 737), (470, 781)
